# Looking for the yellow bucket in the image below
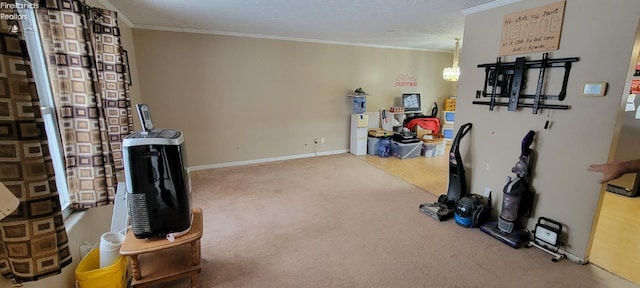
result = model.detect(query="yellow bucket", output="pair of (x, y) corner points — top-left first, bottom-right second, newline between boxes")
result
(75, 247), (129, 288)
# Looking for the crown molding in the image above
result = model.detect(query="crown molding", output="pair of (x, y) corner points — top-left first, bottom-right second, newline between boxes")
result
(134, 24), (448, 52)
(461, 0), (522, 15)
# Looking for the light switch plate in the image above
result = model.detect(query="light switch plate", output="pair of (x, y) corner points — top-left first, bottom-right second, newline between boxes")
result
(582, 82), (607, 96)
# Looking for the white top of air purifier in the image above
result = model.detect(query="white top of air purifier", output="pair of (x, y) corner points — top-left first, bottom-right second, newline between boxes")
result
(123, 129), (184, 147)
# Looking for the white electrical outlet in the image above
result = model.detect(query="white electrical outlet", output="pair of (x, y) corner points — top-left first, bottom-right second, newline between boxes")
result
(321, 137), (325, 143)
(484, 187), (492, 197)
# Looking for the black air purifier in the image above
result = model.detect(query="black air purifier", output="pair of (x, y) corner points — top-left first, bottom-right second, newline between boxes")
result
(123, 104), (192, 239)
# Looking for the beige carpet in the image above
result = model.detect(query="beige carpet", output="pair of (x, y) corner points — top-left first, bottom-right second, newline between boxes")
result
(165, 154), (637, 288)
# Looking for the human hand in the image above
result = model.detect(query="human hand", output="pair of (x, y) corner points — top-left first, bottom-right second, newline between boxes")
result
(588, 162), (626, 184)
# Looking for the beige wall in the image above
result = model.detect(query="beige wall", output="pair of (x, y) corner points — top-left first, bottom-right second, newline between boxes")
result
(132, 30), (455, 167)
(0, 0), (141, 286)
(457, 0), (640, 259)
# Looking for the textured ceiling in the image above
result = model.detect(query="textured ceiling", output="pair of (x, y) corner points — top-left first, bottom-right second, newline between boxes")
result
(104, 0), (513, 52)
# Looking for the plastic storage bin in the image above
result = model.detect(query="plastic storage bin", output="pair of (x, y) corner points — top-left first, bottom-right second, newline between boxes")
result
(76, 247), (129, 288)
(367, 137), (380, 155)
(390, 140), (422, 159)
(423, 141), (446, 157)
(442, 126), (454, 142)
(443, 111), (455, 124)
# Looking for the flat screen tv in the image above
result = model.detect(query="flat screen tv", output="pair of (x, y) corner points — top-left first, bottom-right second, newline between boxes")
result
(402, 93), (421, 112)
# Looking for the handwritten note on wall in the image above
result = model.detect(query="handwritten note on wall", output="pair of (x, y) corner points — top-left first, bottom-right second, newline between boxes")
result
(500, 1), (566, 56)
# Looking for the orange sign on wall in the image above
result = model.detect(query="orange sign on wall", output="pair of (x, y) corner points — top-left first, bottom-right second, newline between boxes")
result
(500, 1), (566, 56)
(631, 80), (640, 94)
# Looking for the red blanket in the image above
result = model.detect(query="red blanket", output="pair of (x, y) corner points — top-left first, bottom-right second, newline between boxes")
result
(405, 118), (440, 133)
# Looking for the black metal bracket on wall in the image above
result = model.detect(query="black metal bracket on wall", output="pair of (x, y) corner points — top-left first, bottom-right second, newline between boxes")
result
(472, 53), (580, 114)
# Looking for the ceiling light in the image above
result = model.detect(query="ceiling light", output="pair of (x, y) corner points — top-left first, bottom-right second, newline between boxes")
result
(443, 38), (461, 82)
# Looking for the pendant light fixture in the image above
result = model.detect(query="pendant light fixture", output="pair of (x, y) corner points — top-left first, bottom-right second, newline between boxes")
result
(442, 38), (461, 82)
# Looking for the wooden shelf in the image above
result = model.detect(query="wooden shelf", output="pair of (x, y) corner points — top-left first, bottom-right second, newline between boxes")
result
(120, 208), (203, 255)
(132, 243), (202, 287)
(120, 207), (203, 287)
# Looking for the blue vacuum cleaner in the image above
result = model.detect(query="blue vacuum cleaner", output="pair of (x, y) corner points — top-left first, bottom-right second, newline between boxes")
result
(480, 130), (536, 248)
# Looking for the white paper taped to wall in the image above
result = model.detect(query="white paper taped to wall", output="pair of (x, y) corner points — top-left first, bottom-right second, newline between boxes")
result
(626, 94), (636, 112)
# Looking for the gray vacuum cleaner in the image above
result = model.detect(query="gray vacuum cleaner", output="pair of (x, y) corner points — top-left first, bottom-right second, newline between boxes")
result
(480, 130), (535, 248)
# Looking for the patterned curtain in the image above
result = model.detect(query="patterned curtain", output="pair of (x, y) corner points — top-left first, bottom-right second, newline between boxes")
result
(36, 0), (133, 209)
(0, 18), (71, 284)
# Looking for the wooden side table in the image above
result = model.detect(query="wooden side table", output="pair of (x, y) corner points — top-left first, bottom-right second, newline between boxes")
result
(120, 207), (203, 288)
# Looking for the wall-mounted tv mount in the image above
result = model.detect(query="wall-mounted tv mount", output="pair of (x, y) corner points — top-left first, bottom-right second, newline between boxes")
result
(472, 53), (580, 114)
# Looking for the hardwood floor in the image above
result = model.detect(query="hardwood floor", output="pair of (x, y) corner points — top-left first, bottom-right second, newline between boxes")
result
(358, 144), (451, 196)
(590, 192), (640, 285)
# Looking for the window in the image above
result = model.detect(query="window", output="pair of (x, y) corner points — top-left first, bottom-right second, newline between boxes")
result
(17, 2), (71, 217)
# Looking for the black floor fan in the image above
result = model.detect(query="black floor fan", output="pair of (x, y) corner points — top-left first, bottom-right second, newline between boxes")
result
(419, 123), (472, 221)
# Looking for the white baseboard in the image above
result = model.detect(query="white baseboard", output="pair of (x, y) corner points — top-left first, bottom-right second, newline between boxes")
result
(188, 149), (349, 171)
(561, 248), (589, 265)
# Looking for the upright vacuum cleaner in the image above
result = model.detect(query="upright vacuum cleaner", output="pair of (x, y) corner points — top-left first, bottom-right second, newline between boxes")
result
(419, 123), (472, 221)
(480, 130), (536, 248)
